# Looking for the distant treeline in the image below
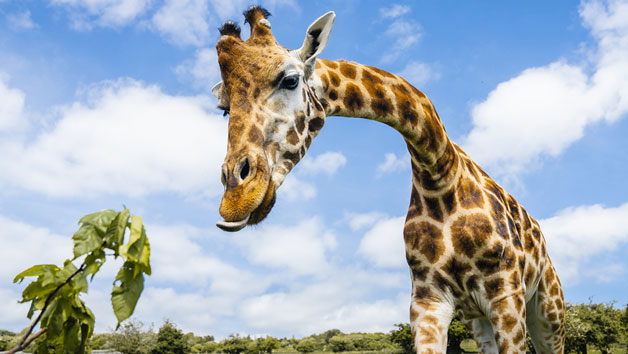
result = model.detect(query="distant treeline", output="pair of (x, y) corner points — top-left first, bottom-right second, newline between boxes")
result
(1, 302), (626, 354)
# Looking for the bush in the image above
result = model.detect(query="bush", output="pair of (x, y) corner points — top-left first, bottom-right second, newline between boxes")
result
(151, 320), (190, 354)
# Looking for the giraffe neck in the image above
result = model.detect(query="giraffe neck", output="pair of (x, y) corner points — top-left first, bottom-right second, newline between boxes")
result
(313, 59), (461, 192)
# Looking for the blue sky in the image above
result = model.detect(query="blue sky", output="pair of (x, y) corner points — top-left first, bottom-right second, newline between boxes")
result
(1, 0), (627, 339)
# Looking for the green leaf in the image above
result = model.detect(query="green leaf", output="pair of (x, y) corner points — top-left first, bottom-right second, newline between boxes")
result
(83, 249), (106, 281)
(78, 209), (117, 235)
(111, 261), (145, 327)
(104, 208), (130, 255)
(72, 224), (102, 259)
(119, 215), (151, 275)
(13, 264), (58, 283)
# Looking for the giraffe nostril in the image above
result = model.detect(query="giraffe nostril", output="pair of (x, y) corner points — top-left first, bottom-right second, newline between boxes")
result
(240, 158), (250, 181)
(221, 168), (227, 187)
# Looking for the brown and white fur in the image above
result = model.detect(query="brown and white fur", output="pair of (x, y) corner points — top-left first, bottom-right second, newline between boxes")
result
(213, 7), (565, 354)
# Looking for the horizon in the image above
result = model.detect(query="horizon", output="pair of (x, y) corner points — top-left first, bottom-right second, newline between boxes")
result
(1, 0), (627, 339)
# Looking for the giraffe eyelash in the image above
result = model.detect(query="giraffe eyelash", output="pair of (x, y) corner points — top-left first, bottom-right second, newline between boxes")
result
(218, 106), (230, 116)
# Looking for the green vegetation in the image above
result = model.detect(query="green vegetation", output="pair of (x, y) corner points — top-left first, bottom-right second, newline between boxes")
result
(4, 301), (624, 353)
(6, 209), (150, 354)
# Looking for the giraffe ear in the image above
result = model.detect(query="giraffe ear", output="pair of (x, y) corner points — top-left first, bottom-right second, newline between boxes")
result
(212, 81), (222, 99)
(296, 11), (335, 79)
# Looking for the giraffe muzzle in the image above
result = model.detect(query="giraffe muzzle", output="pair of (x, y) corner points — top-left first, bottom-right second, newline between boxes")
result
(216, 214), (250, 232)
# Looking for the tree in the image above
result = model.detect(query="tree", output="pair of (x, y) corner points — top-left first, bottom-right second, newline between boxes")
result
(110, 319), (155, 354)
(447, 317), (472, 351)
(565, 302), (621, 354)
(249, 337), (279, 354)
(390, 323), (414, 354)
(222, 334), (252, 354)
(150, 320), (190, 354)
(329, 335), (353, 352)
(295, 337), (318, 353)
(9, 209), (151, 354)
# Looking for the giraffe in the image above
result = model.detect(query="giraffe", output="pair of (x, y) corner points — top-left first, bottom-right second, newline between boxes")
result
(213, 7), (566, 354)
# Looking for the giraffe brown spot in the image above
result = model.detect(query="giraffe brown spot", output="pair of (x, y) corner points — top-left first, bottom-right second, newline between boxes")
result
(451, 213), (493, 258)
(502, 314), (519, 333)
(304, 135), (312, 148)
(404, 221), (445, 263)
(509, 271), (521, 290)
(323, 60), (338, 69)
(248, 126), (264, 145)
(329, 90), (338, 101)
(501, 246), (516, 270)
(513, 328), (525, 345)
(432, 271), (453, 292)
(466, 275), (479, 291)
(424, 197), (443, 222)
(444, 257), (471, 290)
(485, 278), (504, 298)
(295, 113), (306, 133)
(371, 96), (393, 117)
(320, 74), (330, 91)
(464, 159), (480, 181)
(339, 62), (357, 79)
(410, 305), (419, 322)
(418, 168), (440, 191)
(414, 286), (434, 300)
(419, 326), (438, 345)
(412, 266), (429, 281)
(283, 150), (300, 165)
(363, 68), (384, 85)
(524, 267), (535, 286)
(368, 65), (395, 78)
(308, 117), (324, 133)
(253, 87), (261, 99)
(329, 71), (340, 87)
(521, 208), (532, 229)
(423, 315), (439, 325)
(344, 83), (364, 112)
(458, 178), (485, 209)
(407, 186), (423, 219)
(514, 295), (524, 314)
(286, 127), (299, 145)
(547, 312), (557, 321)
(442, 188), (457, 215)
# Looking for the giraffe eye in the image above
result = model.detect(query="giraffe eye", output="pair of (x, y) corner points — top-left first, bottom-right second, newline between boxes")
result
(280, 75), (299, 90)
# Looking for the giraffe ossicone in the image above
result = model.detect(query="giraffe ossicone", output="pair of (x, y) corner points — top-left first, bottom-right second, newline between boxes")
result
(213, 6), (566, 354)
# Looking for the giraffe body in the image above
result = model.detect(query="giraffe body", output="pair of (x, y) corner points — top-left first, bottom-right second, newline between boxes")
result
(213, 7), (565, 354)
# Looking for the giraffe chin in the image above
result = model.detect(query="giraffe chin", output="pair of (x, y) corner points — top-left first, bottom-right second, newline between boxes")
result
(216, 180), (276, 232)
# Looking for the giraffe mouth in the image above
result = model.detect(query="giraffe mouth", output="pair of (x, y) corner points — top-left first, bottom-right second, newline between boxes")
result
(216, 214), (250, 232)
(216, 180), (276, 232)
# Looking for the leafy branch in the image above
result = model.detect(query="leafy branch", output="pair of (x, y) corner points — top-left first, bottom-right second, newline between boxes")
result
(10, 208), (151, 354)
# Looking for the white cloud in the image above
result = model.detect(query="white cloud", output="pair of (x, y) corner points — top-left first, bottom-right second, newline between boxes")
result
(398, 61), (440, 88)
(381, 19), (422, 64)
(235, 218), (337, 276)
(0, 79), (227, 198)
(278, 174), (316, 201)
(0, 288), (26, 330)
(0, 215), (71, 286)
(376, 152), (409, 177)
(462, 0), (628, 178)
(0, 215), (72, 330)
(299, 151), (347, 176)
(344, 211), (388, 231)
(175, 48), (221, 92)
(151, 0), (211, 46)
(6, 10), (37, 30)
(240, 274), (408, 336)
(0, 76), (26, 132)
(379, 4), (410, 19)
(540, 202), (628, 284)
(358, 216), (406, 268)
(50, 0), (151, 29)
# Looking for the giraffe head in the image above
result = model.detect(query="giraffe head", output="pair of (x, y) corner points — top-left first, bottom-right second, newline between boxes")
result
(214, 6), (335, 231)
